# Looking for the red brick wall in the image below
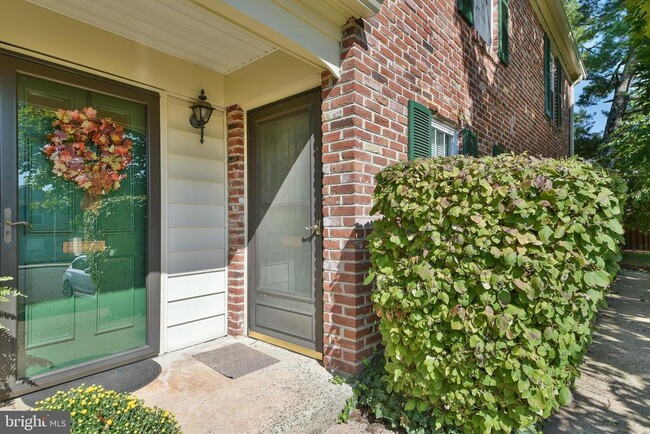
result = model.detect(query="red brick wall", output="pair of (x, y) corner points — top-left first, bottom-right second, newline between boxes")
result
(226, 105), (246, 336)
(321, 0), (573, 373)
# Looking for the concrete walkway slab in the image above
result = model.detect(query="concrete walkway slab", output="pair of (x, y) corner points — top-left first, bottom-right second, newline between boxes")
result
(3, 336), (352, 434)
(543, 270), (650, 434)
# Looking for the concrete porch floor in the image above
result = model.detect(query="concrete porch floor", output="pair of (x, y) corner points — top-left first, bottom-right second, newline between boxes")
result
(136, 337), (354, 433)
(5, 336), (353, 434)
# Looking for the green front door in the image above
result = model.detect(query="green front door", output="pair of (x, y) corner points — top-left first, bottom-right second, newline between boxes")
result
(14, 74), (149, 378)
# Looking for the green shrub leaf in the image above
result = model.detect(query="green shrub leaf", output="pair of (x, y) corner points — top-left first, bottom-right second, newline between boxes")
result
(558, 386), (573, 406)
(368, 154), (624, 434)
(584, 270), (611, 287)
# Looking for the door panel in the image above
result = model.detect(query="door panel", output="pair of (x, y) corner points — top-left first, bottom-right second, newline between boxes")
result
(248, 90), (322, 351)
(15, 74), (148, 377)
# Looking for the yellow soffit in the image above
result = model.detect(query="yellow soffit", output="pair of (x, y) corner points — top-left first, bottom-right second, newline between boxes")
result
(529, 0), (587, 84)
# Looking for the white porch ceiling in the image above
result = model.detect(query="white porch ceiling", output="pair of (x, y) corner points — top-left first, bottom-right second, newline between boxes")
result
(27, 0), (278, 75)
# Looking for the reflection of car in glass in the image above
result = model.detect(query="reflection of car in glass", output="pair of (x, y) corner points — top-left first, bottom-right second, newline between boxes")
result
(62, 255), (96, 297)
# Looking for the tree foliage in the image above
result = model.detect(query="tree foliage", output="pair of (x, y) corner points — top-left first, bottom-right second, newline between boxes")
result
(566, 0), (649, 230)
(602, 114), (650, 232)
(625, 0), (650, 111)
(566, 0), (632, 108)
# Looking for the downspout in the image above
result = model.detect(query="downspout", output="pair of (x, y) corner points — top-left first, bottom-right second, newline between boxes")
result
(569, 84), (575, 156)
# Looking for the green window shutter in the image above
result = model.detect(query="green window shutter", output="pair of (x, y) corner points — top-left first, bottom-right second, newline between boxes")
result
(408, 100), (432, 160)
(555, 62), (563, 126)
(458, 0), (474, 25)
(498, 0), (509, 65)
(462, 129), (478, 157)
(492, 144), (505, 156)
(544, 34), (553, 119)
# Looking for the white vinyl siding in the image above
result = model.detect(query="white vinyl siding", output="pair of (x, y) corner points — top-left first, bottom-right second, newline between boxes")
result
(165, 96), (227, 351)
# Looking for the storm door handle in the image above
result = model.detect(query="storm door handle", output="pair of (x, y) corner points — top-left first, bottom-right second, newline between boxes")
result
(305, 219), (322, 235)
(3, 208), (31, 244)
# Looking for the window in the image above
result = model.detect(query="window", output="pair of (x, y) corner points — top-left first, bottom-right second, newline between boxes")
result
(544, 34), (553, 119)
(498, 0), (509, 64)
(432, 119), (459, 157)
(474, 0), (492, 45)
(408, 101), (459, 160)
(73, 257), (87, 271)
(458, 0), (492, 45)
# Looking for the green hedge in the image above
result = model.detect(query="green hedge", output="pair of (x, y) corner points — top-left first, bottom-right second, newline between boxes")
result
(367, 155), (625, 433)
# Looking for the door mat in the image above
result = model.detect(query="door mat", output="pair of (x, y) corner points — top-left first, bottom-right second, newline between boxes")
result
(21, 359), (161, 408)
(193, 343), (279, 379)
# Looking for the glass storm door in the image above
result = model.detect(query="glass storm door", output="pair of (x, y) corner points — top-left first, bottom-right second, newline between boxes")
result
(248, 90), (323, 353)
(13, 74), (148, 378)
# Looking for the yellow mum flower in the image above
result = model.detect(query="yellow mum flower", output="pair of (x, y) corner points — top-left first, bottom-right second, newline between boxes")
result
(70, 412), (76, 417)
(81, 409), (87, 415)
(107, 419), (113, 426)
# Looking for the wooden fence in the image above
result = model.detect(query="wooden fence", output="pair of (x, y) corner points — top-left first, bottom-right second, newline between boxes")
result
(624, 228), (650, 252)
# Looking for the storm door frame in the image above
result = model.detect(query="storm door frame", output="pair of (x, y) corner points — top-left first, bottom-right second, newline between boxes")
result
(0, 49), (161, 400)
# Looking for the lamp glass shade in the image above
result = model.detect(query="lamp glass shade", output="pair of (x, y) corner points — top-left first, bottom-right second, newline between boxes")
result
(191, 105), (204, 123)
(199, 105), (214, 123)
(190, 89), (215, 126)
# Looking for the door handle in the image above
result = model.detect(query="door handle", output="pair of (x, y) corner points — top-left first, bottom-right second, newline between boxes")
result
(5, 220), (31, 227)
(4, 208), (31, 244)
(305, 219), (322, 236)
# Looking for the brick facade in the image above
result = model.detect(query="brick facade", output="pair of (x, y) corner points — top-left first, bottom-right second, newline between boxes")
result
(320, 0), (573, 373)
(226, 105), (246, 336)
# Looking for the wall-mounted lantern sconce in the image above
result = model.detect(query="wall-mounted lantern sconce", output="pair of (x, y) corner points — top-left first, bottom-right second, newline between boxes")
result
(189, 89), (215, 144)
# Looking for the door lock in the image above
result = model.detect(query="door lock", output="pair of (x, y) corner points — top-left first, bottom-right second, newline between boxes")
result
(4, 208), (31, 244)
(305, 219), (322, 236)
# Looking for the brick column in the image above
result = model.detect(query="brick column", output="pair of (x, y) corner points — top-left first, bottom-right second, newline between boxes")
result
(320, 18), (384, 374)
(226, 105), (246, 336)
